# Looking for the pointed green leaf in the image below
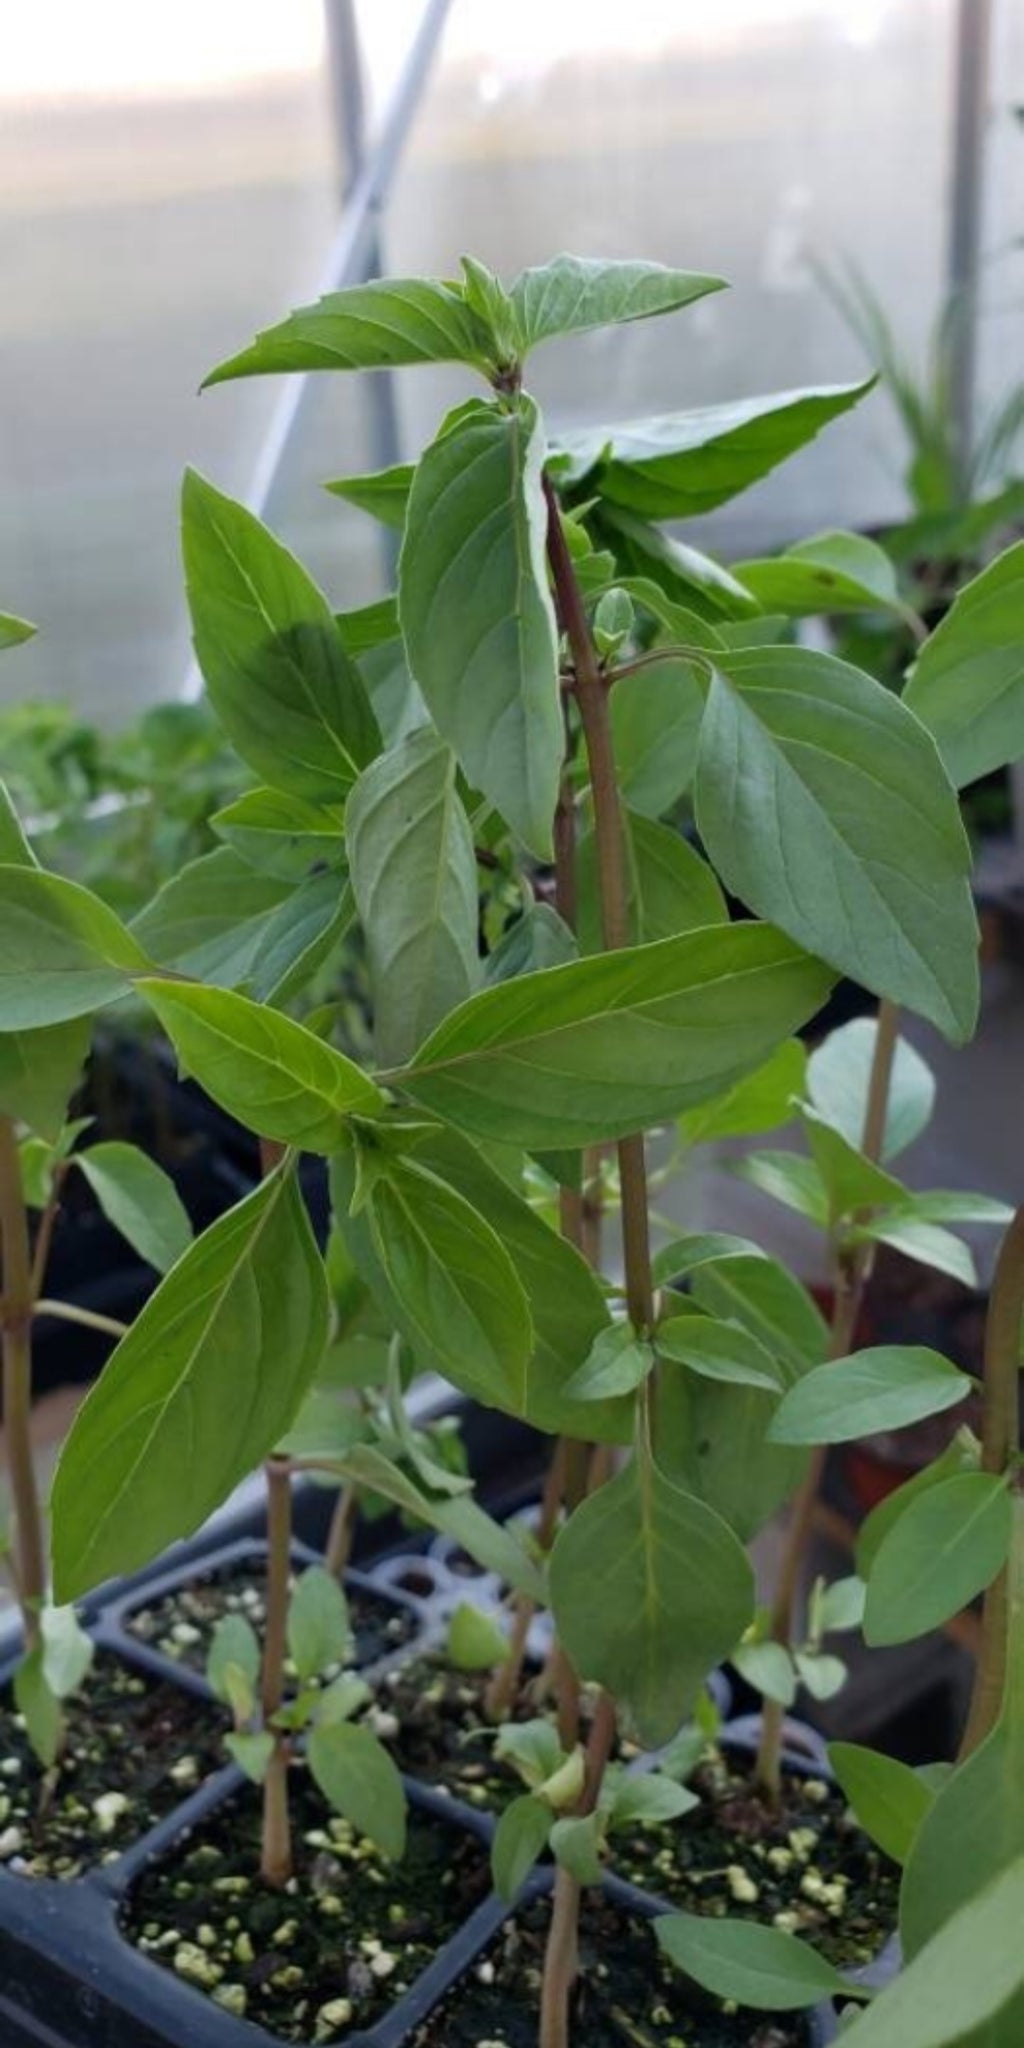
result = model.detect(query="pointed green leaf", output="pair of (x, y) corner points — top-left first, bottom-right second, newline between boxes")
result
(602, 513), (756, 621)
(325, 464), (414, 529)
(0, 867), (149, 1027)
(656, 1312), (782, 1392)
(851, 1214), (977, 1288)
(308, 1722), (404, 1859)
(288, 1566), (351, 1684)
(691, 1252), (827, 1377)
(549, 1450), (753, 1745)
(364, 1156), (533, 1414)
(564, 1323), (654, 1400)
(678, 1040), (807, 1147)
(605, 1770), (699, 1829)
(807, 1016), (935, 1162)
(246, 869), (354, 1007)
(655, 1910), (863, 2010)
(508, 255), (724, 351)
(484, 905), (577, 984)
(131, 848), (289, 987)
(0, 1018), (91, 1142)
(226, 1731), (274, 1783)
(732, 1640), (797, 1707)
(829, 1742), (938, 1865)
(347, 729), (480, 1067)
(903, 542), (1024, 786)
(556, 379), (874, 518)
(51, 1170), (329, 1598)
(651, 1233), (766, 1288)
(40, 1603), (94, 1699)
(550, 1812), (605, 1885)
(211, 788), (345, 882)
(15, 1649), (62, 1767)
(656, 1299), (809, 1543)
(732, 1148), (829, 1224)
(74, 1141), (193, 1274)
(608, 658), (706, 816)
(578, 812), (726, 954)
(845, 1857), (1024, 2048)
(336, 599), (427, 746)
(182, 469), (380, 801)
(769, 1346), (972, 1447)
(801, 1105), (907, 1223)
(208, 1614), (261, 1706)
(140, 981), (383, 1153)
(391, 923), (834, 1151)
(0, 611), (35, 649)
(856, 1433), (980, 1578)
(694, 644), (978, 1042)
(492, 1794), (551, 1903)
(399, 395), (560, 858)
(329, 1442), (544, 1600)
(734, 530), (910, 620)
(204, 277), (494, 385)
(864, 1472), (1012, 1647)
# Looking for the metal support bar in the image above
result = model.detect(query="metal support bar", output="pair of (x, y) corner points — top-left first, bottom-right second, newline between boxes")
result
(181, 0), (452, 699)
(945, 0), (994, 499)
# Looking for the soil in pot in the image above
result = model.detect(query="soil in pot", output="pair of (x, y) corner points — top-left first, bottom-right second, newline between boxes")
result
(124, 1771), (492, 2042)
(0, 1653), (226, 1878)
(125, 1558), (418, 1675)
(409, 1890), (812, 2048)
(373, 1655), (636, 1813)
(613, 1746), (897, 1970)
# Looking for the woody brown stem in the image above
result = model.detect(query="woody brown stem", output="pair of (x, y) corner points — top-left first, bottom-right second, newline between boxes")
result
(0, 1118), (45, 1650)
(959, 1207), (1024, 1758)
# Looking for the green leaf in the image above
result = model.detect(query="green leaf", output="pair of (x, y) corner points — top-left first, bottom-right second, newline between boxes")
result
(331, 1132), (626, 1442)
(491, 1794), (551, 1903)
(793, 1649), (847, 1701)
(325, 464), (415, 530)
(734, 530), (910, 620)
(40, 1603), (94, 1700)
(226, 1731), (274, 1783)
(564, 1323), (654, 1400)
(182, 469), (379, 802)
(72, 1141), (192, 1274)
(876, 1190), (1013, 1227)
(851, 1215), (977, 1288)
(0, 784), (37, 866)
(307, 1720), (406, 1859)
(691, 1252), (827, 1379)
(346, 730), (480, 1067)
(656, 1312), (782, 1392)
(204, 277), (494, 385)
(678, 1040), (807, 1147)
(856, 1433), (980, 1578)
(556, 380), (874, 518)
(657, 1305), (809, 1544)
(447, 1602), (509, 1671)
(577, 813), (726, 954)
(608, 659), (706, 816)
(605, 1771), (699, 1829)
(494, 1718), (566, 1789)
(549, 1449), (753, 1745)
(550, 1812), (605, 1886)
(603, 517), (756, 622)
(208, 1613), (261, 1706)
(801, 1106), (907, 1224)
(247, 870), (354, 1008)
(817, 1576), (866, 1632)
(903, 542), (1024, 786)
(651, 1233), (766, 1288)
(829, 1742), (936, 1865)
(844, 1856), (1024, 2048)
(391, 923), (834, 1151)
(508, 255), (724, 352)
(732, 1148), (829, 1225)
(211, 788), (345, 882)
(363, 1156), (534, 1414)
(0, 867), (149, 1028)
(864, 1473), (1012, 1647)
(0, 611), (35, 649)
(485, 905), (577, 984)
(694, 644), (978, 1043)
(131, 848), (289, 987)
(140, 981), (383, 1153)
(14, 1649), (61, 1768)
(336, 599), (427, 746)
(288, 1567), (351, 1684)
(769, 1346), (972, 1447)
(399, 395), (560, 859)
(51, 1170), (329, 1599)
(335, 1444), (545, 1598)
(807, 1016), (935, 1162)
(656, 1911), (860, 2011)
(732, 1640), (797, 1707)
(0, 1019), (91, 1143)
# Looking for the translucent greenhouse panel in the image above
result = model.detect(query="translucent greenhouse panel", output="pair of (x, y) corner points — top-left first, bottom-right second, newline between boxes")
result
(0, 1), (360, 722)
(380, 0), (959, 553)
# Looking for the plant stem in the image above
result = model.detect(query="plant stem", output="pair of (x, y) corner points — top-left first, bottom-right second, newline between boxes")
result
(539, 1691), (617, 2048)
(754, 998), (900, 1798)
(0, 1118), (45, 1650)
(260, 1453), (293, 1885)
(959, 1206), (1024, 1758)
(33, 1299), (129, 1339)
(324, 1482), (358, 1579)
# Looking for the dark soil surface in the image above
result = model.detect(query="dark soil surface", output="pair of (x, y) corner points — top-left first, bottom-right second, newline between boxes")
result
(125, 1773), (492, 2041)
(0, 1654), (226, 1879)
(410, 1890), (812, 2048)
(613, 1747), (897, 1969)
(372, 1655), (636, 1814)
(125, 1559), (419, 1677)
